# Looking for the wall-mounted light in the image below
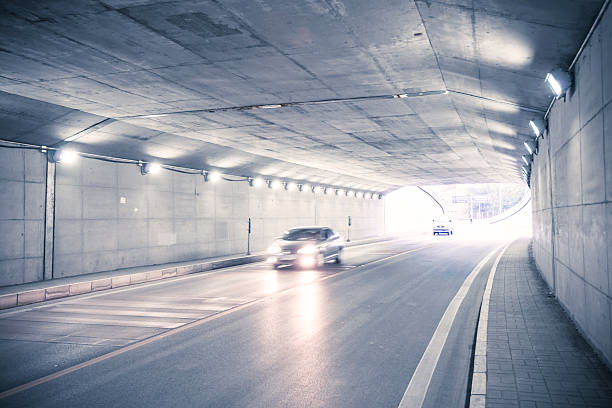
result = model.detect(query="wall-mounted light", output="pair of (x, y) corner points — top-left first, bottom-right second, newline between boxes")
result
(253, 177), (264, 188)
(51, 149), (78, 164)
(209, 171), (221, 182)
(297, 183), (304, 192)
(524, 140), (537, 155)
(271, 180), (281, 190)
(141, 162), (161, 175)
(529, 118), (546, 138)
(521, 164), (531, 175)
(287, 182), (297, 191)
(545, 69), (571, 99)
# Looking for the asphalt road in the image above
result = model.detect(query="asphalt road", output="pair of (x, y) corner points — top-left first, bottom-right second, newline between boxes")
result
(0, 235), (506, 407)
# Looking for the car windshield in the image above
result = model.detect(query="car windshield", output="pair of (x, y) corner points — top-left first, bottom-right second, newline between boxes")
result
(282, 228), (322, 241)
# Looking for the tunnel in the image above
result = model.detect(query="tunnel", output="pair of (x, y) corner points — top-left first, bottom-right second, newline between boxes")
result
(0, 1), (611, 407)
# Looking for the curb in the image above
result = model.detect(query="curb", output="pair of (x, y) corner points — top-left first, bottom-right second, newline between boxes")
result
(0, 254), (265, 311)
(468, 242), (512, 408)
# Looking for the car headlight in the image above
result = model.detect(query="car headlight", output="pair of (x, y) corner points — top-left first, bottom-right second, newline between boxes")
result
(267, 244), (281, 255)
(297, 245), (317, 255)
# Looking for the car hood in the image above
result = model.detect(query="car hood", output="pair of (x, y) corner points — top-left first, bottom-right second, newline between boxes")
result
(277, 240), (318, 252)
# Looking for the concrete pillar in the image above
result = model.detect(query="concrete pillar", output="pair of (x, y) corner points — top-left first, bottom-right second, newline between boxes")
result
(43, 158), (55, 280)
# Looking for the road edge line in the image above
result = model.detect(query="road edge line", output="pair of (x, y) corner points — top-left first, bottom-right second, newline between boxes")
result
(468, 241), (513, 408)
(397, 243), (506, 408)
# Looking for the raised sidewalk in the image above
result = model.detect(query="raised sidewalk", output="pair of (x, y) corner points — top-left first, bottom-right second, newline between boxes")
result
(483, 239), (612, 407)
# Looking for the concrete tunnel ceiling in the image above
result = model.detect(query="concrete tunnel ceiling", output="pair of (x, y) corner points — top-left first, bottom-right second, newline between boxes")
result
(0, 0), (604, 192)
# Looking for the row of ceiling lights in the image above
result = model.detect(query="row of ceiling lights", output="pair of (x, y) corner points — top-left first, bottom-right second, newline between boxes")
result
(521, 69), (572, 187)
(51, 149), (383, 199)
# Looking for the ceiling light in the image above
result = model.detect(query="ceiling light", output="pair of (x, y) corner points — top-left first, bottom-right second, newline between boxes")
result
(51, 149), (78, 164)
(545, 69), (571, 98)
(529, 118), (546, 137)
(253, 177), (264, 188)
(271, 180), (281, 189)
(209, 171), (221, 182)
(288, 182), (297, 191)
(258, 104), (282, 109)
(522, 155), (532, 166)
(347, 190), (354, 197)
(394, 94), (409, 99)
(141, 162), (161, 175)
(524, 140), (537, 155)
(313, 185), (321, 194)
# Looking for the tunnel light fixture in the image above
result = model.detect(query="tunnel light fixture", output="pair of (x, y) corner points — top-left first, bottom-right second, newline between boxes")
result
(258, 104), (282, 109)
(313, 185), (322, 194)
(529, 118), (546, 137)
(394, 94), (409, 99)
(521, 155), (533, 166)
(545, 69), (571, 99)
(523, 140), (537, 155)
(297, 183), (304, 192)
(141, 162), (161, 175)
(347, 190), (354, 197)
(253, 177), (264, 188)
(203, 171), (220, 182)
(521, 164), (531, 175)
(209, 171), (221, 182)
(271, 179), (281, 190)
(287, 182), (297, 191)
(51, 149), (78, 164)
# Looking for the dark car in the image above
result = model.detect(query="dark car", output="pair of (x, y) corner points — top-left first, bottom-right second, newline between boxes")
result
(267, 226), (344, 269)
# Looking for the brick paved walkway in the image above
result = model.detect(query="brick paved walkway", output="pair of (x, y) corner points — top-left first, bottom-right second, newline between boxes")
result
(485, 239), (612, 408)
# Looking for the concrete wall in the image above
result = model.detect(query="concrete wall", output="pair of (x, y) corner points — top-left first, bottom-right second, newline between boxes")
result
(0, 148), (46, 285)
(0, 149), (384, 285)
(531, 5), (612, 365)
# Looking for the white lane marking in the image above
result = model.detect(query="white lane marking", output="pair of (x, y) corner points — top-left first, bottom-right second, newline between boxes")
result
(42, 307), (207, 319)
(397, 243), (506, 408)
(72, 299), (244, 311)
(7, 314), (188, 329)
(469, 242), (512, 408)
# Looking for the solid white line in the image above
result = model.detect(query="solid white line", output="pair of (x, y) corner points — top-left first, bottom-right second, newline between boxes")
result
(468, 242), (512, 408)
(397, 243), (505, 408)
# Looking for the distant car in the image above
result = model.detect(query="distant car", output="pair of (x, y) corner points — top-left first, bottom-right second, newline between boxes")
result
(267, 226), (344, 269)
(433, 219), (454, 236)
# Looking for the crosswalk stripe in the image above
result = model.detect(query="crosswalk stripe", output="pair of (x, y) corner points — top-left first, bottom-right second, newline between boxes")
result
(7, 314), (188, 329)
(44, 307), (207, 319)
(71, 299), (243, 311)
